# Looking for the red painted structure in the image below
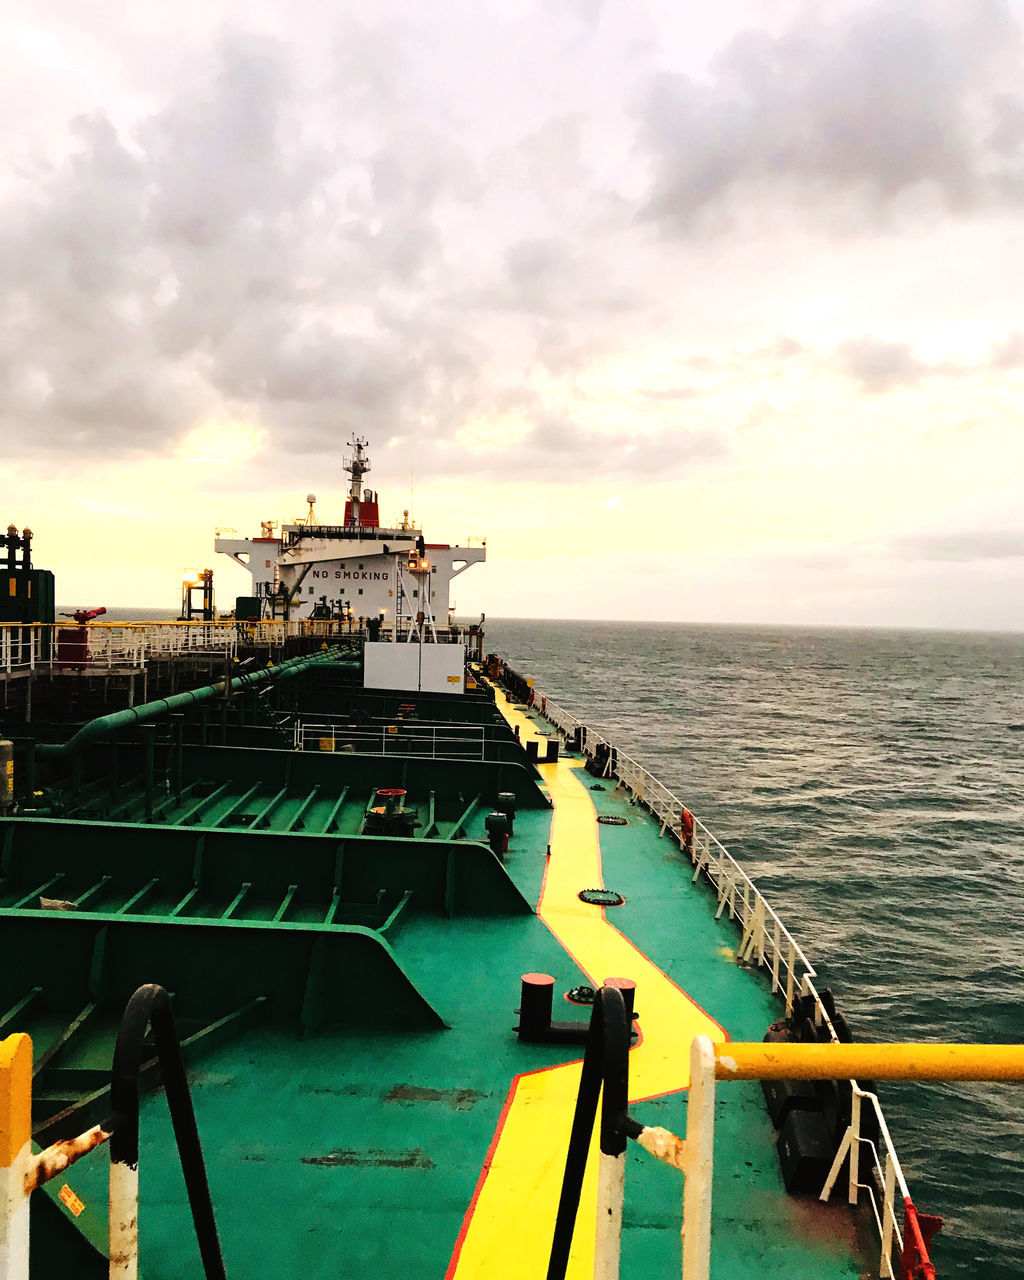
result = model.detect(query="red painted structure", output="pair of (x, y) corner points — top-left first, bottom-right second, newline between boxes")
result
(56, 627), (89, 668)
(901, 1197), (941, 1280)
(343, 498), (380, 528)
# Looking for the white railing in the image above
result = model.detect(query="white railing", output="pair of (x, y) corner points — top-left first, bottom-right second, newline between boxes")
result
(537, 693), (816, 1016)
(0, 619), (367, 673)
(821, 1082), (914, 1279)
(527, 681), (917, 1280)
(294, 719), (491, 761)
(0, 620), (475, 676)
(0, 624), (39, 672)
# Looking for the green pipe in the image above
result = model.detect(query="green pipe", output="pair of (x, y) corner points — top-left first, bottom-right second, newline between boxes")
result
(36, 648), (357, 759)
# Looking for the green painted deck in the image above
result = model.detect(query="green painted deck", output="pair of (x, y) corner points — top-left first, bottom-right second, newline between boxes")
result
(0, 660), (868, 1277)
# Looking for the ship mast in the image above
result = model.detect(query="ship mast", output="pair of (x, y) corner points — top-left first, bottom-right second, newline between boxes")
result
(343, 437), (371, 528)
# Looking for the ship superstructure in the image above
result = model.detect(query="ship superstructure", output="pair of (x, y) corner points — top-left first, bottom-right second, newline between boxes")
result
(214, 438), (485, 625)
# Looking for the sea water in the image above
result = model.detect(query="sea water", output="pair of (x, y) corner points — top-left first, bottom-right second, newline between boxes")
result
(488, 619), (1024, 1280)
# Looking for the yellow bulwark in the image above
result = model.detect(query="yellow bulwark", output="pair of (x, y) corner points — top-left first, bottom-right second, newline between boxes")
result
(448, 692), (722, 1279)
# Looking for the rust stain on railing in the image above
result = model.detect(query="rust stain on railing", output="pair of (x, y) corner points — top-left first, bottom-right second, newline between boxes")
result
(24, 1123), (112, 1193)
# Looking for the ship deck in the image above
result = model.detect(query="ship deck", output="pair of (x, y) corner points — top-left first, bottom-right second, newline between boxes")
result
(0, 660), (867, 1277)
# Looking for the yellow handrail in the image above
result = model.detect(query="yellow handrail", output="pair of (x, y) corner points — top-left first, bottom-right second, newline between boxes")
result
(714, 1040), (1024, 1081)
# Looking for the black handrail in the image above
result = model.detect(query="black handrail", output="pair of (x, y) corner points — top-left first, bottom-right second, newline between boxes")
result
(110, 984), (228, 1280)
(546, 986), (642, 1280)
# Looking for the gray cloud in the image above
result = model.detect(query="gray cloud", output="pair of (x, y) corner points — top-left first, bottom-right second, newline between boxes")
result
(639, 2), (1024, 232)
(486, 412), (727, 481)
(0, 22), (666, 481)
(832, 335), (928, 392)
(895, 531), (1024, 562)
(989, 330), (1024, 368)
(829, 327), (1024, 391)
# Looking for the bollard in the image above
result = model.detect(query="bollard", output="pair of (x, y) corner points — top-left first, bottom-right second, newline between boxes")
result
(518, 973), (555, 1042)
(604, 977), (637, 1022)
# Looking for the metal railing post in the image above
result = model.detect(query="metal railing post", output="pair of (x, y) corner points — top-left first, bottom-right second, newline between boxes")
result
(141, 724), (156, 824)
(819, 1084), (860, 1205)
(785, 941), (796, 1014)
(171, 715), (185, 803)
(682, 1036), (715, 1280)
(880, 1154), (897, 1279)
(848, 1088), (861, 1206)
(0, 1034), (32, 1280)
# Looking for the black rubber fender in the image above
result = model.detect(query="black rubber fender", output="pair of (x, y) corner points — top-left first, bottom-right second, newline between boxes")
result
(761, 1077), (822, 1129)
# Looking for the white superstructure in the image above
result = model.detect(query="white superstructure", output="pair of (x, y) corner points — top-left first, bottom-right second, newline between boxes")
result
(214, 439), (486, 625)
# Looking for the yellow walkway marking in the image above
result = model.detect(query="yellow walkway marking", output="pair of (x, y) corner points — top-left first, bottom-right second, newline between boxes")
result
(447, 691), (723, 1278)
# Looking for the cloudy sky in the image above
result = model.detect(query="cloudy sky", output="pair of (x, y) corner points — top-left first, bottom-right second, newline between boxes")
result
(3, 0), (1024, 627)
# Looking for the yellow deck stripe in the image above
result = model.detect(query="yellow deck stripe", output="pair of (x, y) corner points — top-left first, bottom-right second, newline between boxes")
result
(448, 692), (722, 1278)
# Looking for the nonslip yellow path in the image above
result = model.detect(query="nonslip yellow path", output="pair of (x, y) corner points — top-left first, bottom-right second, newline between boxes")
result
(447, 692), (723, 1278)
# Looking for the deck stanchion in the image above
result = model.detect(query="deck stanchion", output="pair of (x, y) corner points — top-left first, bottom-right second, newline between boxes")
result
(820, 1085), (862, 1206)
(880, 1155), (898, 1278)
(109, 1155), (140, 1280)
(785, 942), (796, 1014)
(141, 725), (156, 824)
(848, 1088), (861, 1206)
(0, 1034), (32, 1280)
(171, 715), (185, 802)
(681, 1036), (715, 1280)
(594, 1150), (625, 1280)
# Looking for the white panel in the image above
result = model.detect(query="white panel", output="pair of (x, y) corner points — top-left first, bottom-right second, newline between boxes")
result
(419, 644), (465, 695)
(363, 642), (421, 692)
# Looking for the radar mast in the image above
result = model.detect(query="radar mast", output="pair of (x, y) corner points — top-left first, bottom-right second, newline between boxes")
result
(344, 437), (371, 525)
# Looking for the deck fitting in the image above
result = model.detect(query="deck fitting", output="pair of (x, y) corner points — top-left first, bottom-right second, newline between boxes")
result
(577, 889), (625, 907)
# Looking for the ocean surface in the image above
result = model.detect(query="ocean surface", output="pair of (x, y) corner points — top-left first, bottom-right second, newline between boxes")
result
(487, 619), (1024, 1280)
